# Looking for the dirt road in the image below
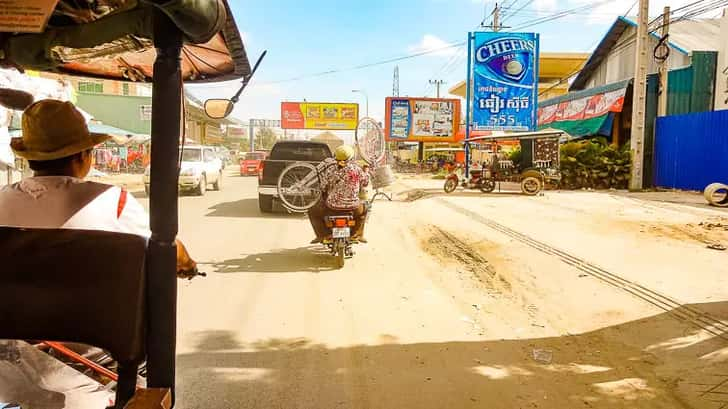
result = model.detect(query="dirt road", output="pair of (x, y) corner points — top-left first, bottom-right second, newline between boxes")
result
(136, 171), (728, 408)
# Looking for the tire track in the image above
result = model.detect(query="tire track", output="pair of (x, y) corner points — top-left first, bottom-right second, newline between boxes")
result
(435, 197), (728, 341)
(426, 226), (511, 296)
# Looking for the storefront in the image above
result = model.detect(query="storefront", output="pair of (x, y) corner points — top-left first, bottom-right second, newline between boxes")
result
(537, 79), (631, 144)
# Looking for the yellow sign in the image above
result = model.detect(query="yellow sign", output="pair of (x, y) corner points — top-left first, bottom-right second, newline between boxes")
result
(282, 102), (359, 130)
(0, 0), (59, 33)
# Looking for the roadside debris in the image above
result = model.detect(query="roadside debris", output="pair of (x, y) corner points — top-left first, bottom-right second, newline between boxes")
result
(531, 348), (553, 364)
(707, 243), (726, 251)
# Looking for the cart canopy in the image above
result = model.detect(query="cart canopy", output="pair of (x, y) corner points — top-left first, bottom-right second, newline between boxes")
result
(1, 0), (250, 83)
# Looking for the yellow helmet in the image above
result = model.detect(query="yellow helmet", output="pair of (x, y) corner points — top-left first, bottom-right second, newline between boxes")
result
(334, 145), (355, 161)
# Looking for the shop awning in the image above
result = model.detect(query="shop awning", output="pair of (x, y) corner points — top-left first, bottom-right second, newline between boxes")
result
(537, 79), (630, 138)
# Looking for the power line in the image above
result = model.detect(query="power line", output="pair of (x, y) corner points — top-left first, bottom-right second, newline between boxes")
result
(261, 41), (467, 86)
(508, 0), (615, 30)
(213, 0), (638, 89)
(623, 0), (639, 16)
(608, 0), (728, 56)
(502, 0), (535, 23)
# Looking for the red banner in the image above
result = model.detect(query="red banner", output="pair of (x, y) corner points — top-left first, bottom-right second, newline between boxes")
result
(281, 102), (305, 129)
(538, 87), (627, 126)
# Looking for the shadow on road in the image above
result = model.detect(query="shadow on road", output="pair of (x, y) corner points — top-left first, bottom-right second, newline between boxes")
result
(176, 301), (728, 409)
(205, 198), (305, 219)
(211, 246), (337, 273)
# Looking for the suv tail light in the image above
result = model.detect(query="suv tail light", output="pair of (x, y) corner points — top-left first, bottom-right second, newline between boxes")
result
(258, 161), (265, 181)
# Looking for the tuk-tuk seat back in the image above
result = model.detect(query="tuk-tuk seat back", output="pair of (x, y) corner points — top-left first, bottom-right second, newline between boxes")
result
(0, 227), (147, 365)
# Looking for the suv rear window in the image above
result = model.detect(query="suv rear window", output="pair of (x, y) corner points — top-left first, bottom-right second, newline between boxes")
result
(269, 144), (331, 161)
(181, 148), (201, 162)
(245, 152), (265, 161)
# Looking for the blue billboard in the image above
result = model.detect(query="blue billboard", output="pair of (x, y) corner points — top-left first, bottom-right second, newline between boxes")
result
(469, 32), (539, 131)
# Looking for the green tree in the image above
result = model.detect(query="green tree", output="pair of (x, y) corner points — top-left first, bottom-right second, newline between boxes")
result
(257, 126), (277, 149)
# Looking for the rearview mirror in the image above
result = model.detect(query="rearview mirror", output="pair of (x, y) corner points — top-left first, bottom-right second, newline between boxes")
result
(0, 88), (34, 111)
(202, 50), (268, 120)
(204, 99), (234, 119)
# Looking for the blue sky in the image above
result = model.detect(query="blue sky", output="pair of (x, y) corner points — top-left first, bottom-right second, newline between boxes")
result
(187, 0), (706, 126)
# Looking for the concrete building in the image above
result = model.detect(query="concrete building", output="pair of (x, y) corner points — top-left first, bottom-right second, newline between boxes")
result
(571, 16), (722, 91)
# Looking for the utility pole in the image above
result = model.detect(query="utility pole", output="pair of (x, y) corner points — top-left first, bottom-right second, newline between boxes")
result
(429, 79), (445, 98)
(493, 3), (500, 32)
(629, 0), (649, 191)
(658, 6), (670, 117)
(248, 120), (255, 152)
(419, 79), (445, 163)
(393, 66), (400, 97)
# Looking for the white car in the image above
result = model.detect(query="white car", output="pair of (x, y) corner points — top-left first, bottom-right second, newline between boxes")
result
(143, 145), (223, 196)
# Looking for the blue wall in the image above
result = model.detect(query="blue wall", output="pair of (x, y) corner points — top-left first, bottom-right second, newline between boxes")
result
(654, 109), (728, 190)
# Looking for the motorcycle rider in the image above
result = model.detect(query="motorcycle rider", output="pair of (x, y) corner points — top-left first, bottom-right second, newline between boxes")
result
(308, 145), (370, 244)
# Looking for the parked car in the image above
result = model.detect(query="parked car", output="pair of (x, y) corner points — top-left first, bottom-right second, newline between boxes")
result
(258, 141), (332, 212)
(240, 151), (267, 176)
(143, 145), (223, 196)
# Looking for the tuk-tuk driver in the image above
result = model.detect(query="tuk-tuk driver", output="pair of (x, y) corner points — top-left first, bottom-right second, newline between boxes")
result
(0, 99), (197, 277)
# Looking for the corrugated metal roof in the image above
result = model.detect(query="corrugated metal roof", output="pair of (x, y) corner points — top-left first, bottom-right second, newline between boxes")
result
(664, 18), (722, 52)
(571, 16), (721, 90)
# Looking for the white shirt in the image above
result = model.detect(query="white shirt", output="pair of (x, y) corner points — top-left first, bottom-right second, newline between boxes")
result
(0, 176), (151, 238)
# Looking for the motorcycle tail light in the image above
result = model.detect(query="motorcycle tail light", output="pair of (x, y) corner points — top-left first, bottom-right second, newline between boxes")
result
(334, 218), (348, 227)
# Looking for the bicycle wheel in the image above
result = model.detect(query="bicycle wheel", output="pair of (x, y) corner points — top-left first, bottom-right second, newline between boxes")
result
(355, 117), (385, 165)
(277, 162), (322, 212)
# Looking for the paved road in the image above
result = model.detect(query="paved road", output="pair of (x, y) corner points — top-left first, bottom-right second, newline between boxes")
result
(138, 170), (728, 409)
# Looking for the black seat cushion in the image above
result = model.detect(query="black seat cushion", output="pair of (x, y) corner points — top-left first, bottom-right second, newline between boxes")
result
(0, 227), (147, 364)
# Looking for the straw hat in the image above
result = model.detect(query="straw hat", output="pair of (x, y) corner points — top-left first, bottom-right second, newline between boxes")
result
(11, 99), (110, 161)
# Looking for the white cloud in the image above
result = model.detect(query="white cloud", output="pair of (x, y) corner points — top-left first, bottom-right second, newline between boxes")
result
(408, 34), (459, 57)
(534, 0), (558, 13)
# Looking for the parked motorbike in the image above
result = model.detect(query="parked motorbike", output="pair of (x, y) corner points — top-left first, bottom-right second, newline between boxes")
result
(443, 166), (495, 193)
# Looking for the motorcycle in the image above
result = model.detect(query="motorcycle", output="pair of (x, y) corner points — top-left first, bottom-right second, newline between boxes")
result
(323, 213), (358, 268)
(443, 164), (495, 194)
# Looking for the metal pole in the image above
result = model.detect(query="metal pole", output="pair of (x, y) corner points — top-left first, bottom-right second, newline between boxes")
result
(629, 0), (649, 190)
(352, 90), (368, 118)
(465, 32), (474, 179)
(147, 9), (182, 403)
(249, 120), (255, 152)
(658, 6), (670, 117)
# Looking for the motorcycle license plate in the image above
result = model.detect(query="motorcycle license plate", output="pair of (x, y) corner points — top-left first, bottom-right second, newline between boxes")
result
(332, 227), (350, 239)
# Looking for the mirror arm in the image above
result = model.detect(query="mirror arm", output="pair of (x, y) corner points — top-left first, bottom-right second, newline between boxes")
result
(230, 50), (267, 103)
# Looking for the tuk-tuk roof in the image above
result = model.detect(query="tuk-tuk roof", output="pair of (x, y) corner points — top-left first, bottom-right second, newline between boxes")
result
(465, 129), (566, 143)
(0, 1), (250, 83)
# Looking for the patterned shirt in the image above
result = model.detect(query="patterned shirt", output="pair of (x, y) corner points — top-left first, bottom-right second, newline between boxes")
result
(319, 158), (369, 210)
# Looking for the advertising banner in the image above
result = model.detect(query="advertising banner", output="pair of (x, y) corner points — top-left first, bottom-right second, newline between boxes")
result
(537, 87), (627, 127)
(281, 102), (359, 130)
(384, 97), (461, 142)
(470, 32), (539, 131)
(0, 0), (58, 33)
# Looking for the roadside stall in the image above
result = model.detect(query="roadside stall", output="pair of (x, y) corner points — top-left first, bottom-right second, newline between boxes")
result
(0, 1), (251, 408)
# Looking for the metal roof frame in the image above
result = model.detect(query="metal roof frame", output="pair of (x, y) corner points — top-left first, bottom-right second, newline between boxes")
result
(571, 16), (690, 90)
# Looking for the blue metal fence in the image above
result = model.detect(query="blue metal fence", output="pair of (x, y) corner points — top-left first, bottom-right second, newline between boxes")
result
(654, 109), (728, 190)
